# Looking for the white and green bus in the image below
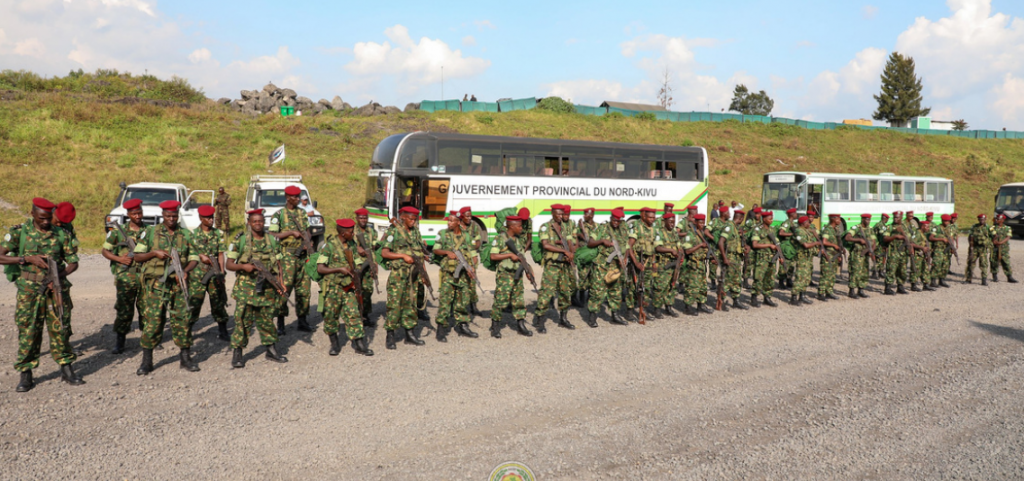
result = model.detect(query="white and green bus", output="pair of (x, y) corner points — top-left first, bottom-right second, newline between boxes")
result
(364, 132), (710, 244)
(761, 171), (955, 228)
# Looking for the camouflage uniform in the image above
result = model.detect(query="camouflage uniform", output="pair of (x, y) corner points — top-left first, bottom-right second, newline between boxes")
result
(382, 224), (426, 331)
(464, 221), (486, 308)
(679, 228), (709, 306)
(790, 226), (815, 296)
(777, 218), (797, 283)
(215, 193), (231, 232)
(434, 228), (473, 327)
(103, 224), (145, 334)
(268, 206), (311, 320)
(742, 217), (757, 282)
(657, 226), (684, 308)
(577, 219), (598, 297)
(188, 226), (229, 328)
(882, 223), (909, 287)
(354, 223), (377, 316)
(587, 222), (630, 313)
(226, 232), (284, 348)
(819, 223), (843, 296)
(561, 220), (582, 293)
(535, 221), (575, 313)
(930, 225), (952, 282)
(908, 229), (931, 286)
(990, 224), (1013, 278)
(872, 220), (890, 276)
(965, 221), (992, 282)
(316, 236), (365, 340)
(57, 223), (78, 336)
(3, 223), (77, 372)
(718, 220), (744, 300)
(134, 224), (193, 350)
(748, 224), (779, 298)
(629, 220), (663, 309)
(845, 224), (873, 289)
(490, 232), (529, 321)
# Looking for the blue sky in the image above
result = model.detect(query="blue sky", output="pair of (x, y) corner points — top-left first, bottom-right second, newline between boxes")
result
(3, 0), (1024, 128)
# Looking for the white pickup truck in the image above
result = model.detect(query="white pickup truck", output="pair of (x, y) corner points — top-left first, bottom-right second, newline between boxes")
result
(244, 175), (326, 245)
(105, 182), (214, 231)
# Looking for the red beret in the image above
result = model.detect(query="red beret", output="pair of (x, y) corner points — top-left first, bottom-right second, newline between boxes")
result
(354, 208), (369, 216)
(828, 213), (841, 218)
(506, 215), (523, 222)
(996, 214), (1006, 220)
(449, 210), (459, 216)
(55, 202), (76, 223)
(662, 212), (674, 219)
(920, 221), (931, 226)
(336, 218), (355, 228)
(550, 204), (564, 212)
(247, 208), (264, 215)
(664, 203), (674, 208)
(517, 207), (530, 218)
(926, 212), (934, 216)
(687, 205), (698, 211)
(123, 198), (143, 210)
(583, 207), (595, 213)
(941, 214), (951, 221)
(881, 213), (890, 218)
(977, 213), (986, 219)
(197, 205), (215, 217)
(719, 206), (730, 213)
(159, 200), (181, 210)
(753, 207), (762, 213)
(893, 211), (903, 216)
(906, 211), (914, 215)
(951, 213), (959, 218)
(611, 208), (625, 219)
(694, 214), (706, 221)
(640, 207), (655, 213)
(786, 208), (797, 214)
(562, 205), (572, 212)
(459, 206), (472, 215)
(284, 186), (301, 196)
(861, 213), (872, 218)
(798, 216), (809, 223)
(400, 206), (420, 215)
(733, 210), (745, 216)
(762, 211), (774, 218)
(32, 197), (55, 210)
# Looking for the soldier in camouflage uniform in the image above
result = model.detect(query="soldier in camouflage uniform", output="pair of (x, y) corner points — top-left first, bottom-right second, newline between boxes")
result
(576, 207), (598, 310)
(1, 198), (83, 392)
(187, 205), (230, 341)
(872, 213), (890, 279)
(133, 200), (201, 375)
(354, 208), (378, 325)
(909, 221), (935, 291)
(269, 185), (313, 334)
(380, 206), (429, 349)
(101, 198), (146, 353)
(317, 218), (374, 356)
(748, 211), (781, 307)
(990, 214), (1017, 283)
(679, 214), (712, 315)
(716, 210), (748, 309)
(882, 211), (910, 295)
(654, 212), (684, 316)
(965, 214), (992, 285)
(629, 207), (663, 320)
(215, 187), (231, 233)
(789, 216), (819, 305)
(457, 206), (485, 316)
(52, 202), (78, 342)
(844, 213), (875, 298)
(489, 216), (534, 337)
(777, 208), (799, 288)
(817, 214), (844, 301)
(742, 207), (762, 288)
(707, 205), (730, 291)
(560, 205), (584, 302)
(531, 205), (577, 332)
(586, 208), (631, 325)
(433, 212), (479, 341)
(928, 214), (954, 288)
(226, 209), (289, 367)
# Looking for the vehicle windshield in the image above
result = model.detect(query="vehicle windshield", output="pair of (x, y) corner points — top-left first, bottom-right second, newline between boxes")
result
(371, 134), (405, 170)
(125, 188), (177, 206)
(258, 189), (309, 208)
(996, 186), (1024, 210)
(365, 175), (390, 210)
(762, 182), (802, 211)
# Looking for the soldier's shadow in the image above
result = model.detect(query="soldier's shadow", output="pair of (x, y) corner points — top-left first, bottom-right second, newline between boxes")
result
(969, 321), (1024, 344)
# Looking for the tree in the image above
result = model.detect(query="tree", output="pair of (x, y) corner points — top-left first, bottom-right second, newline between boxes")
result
(657, 68), (674, 109)
(951, 119), (968, 131)
(728, 84), (774, 116)
(872, 52), (930, 127)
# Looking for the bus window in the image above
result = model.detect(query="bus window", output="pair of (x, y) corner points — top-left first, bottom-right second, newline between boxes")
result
(663, 161), (677, 179)
(595, 159), (622, 178)
(504, 155), (536, 176)
(398, 138), (431, 169)
(543, 157), (559, 176)
(622, 160), (646, 179)
(674, 162), (697, 181)
(915, 182), (924, 202)
(645, 162), (662, 179)
(880, 180), (893, 201)
(855, 180), (869, 201)
(465, 147), (500, 175)
(565, 157), (594, 176)
(892, 182), (902, 201)
(926, 182), (950, 202)
(364, 175), (390, 210)
(902, 181), (917, 201)
(422, 178), (449, 219)
(762, 182), (800, 211)
(825, 179), (850, 201)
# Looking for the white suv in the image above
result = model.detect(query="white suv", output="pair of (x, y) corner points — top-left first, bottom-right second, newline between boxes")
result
(244, 175), (325, 244)
(106, 182), (214, 231)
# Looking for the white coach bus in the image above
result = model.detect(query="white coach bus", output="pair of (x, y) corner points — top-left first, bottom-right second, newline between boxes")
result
(761, 171), (955, 228)
(363, 132), (710, 244)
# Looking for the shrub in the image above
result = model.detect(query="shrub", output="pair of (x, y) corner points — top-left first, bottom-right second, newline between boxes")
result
(635, 111), (657, 121)
(536, 96), (576, 114)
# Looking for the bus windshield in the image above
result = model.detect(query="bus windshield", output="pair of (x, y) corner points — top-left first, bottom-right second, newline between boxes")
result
(371, 134), (405, 170)
(762, 182), (803, 211)
(997, 186), (1024, 210)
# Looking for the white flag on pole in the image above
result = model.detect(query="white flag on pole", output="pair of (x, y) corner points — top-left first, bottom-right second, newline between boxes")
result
(268, 144), (286, 166)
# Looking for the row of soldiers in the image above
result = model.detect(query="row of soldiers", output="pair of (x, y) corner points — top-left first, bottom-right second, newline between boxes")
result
(1, 190), (1017, 392)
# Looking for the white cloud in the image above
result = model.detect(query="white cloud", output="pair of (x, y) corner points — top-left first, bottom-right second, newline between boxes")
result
(100, 0), (156, 17)
(461, 35), (476, 47)
(473, 20), (495, 30)
(795, 40), (815, 49)
(344, 24), (490, 89)
(13, 37), (46, 56)
(863, 5), (878, 20)
(0, 28), (7, 47)
(543, 79), (624, 103)
(187, 47), (213, 65)
(226, 46), (299, 75)
(990, 73), (1024, 123)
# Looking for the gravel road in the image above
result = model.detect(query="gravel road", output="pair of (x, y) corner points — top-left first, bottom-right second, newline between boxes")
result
(1, 241), (1023, 480)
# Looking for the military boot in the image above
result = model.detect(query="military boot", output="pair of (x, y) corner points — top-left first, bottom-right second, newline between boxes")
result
(923, 282), (936, 292)
(698, 303), (714, 314)
(789, 294), (800, 306)
(585, 311), (598, 328)
(732, 297), (749, 310)
(532, 314), (547, 334)
(469, 303), (481, 317)
(993, 273), (999, 282)
(179, 348), (200, 372)
(404, 329), (425, 346)
(385, 330), (397, 350)
(964, 278), (972, 284)
(231, 348), (245, 368)
(363, 315), (377, 328)
(849, 287), (858, 299)
(683, 304), (698, 316)
(911, 283), (921, 292)
(663, 305), (678, 317)
(435, 322), (449, 342)
(136, 348), (154, 376)
(113, 333), (126, 354)
(60, 364), (84, 385)
(455, 322), (478, 338)
(265, 343), (288, 363)
(16, 370), (33, 393)
(490, 320), (503, 338)
(858, 288), (869, 298)
(610, 311), (630, 324)
(328, 333), (341, 355)
(763, 295), (777, 307)
(827, 291), (840, 300)
(884, 284), (895, 295)
(296, 317), (313, 332)
(981, 277), (989, 286)
(817, 292), (827, 301)
(930, 279), (939, 289)
(217, 322), (230, 341)
(276, 316), (286, 335)
(897, 285), (908, 294)
(557, 310), (575, 330)
(749, 296), (762, 308)
(1009, 276), (1019, 283)
(939, 279), (951, 288)
(647, 307), (662, 320)
(515, 319), (534, 336)
(800, 293), (813, 305)
(353, 337), (374, 356)
(417, 309), (430, 321)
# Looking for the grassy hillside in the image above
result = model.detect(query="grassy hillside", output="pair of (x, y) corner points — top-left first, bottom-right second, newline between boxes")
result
(1, 89), (1023, 250)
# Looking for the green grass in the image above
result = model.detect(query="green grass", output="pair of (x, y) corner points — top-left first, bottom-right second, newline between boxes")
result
(1, 89), (1023, 250)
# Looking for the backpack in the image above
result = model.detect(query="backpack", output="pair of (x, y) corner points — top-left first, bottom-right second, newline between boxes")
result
(4, 224), (65, 282)
(303, 236), (329, 283)
(481, 235), (501, 272)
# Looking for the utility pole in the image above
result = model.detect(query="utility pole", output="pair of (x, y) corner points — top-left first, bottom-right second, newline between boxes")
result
(442, 66), (444, 101)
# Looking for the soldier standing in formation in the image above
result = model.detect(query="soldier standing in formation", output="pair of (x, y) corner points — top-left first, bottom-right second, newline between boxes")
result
(990, 214), (1016, 283)
(655, 212), (684, 316)
(679, 214), (712, 315)
(965, 214), (991, 285)
(458, 206), (485, 317)
(433, 211), (479, 341)
(586, 208), (631, 325)
(928, 214), (954, 288)
(748, 211), (780, 307)
(1, 198), (83, 392)
(269, 185), (314, 334)
(316, 218), (374, 356)
(489, 215), (534, 337)
(52, 202), (78, 341)
(629, 207), (663, 319)
(353, 208), (377, 325)
(776, 208), (799, 288)
(380, 206), (428, 349)
(817, 214), (843, 301)
(101, 198), (146, 353)
(844, 214), (874, 299)
(188, 205), (230, 341)
(717, 210), (748, 309)
(789, 216), (818, 305)
(883, 211), (910, 295)
(533, 205), (577, 332)
(577, 207), (598, 308)
(872, 213), (890, 278)
(226, 209), (289, 367)
(215, 187), (231, 233)
(909, 220), (934, 292)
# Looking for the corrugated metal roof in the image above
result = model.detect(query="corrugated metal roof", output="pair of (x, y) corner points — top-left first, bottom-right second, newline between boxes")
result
(599, 101), (667, 112)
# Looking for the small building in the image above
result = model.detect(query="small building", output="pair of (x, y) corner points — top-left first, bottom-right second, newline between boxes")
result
(599, 101), (667, 112)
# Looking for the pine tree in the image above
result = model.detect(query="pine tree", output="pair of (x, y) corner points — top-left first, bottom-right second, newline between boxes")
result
(728, 84), (774, 116)
(872, 52), (930, 127)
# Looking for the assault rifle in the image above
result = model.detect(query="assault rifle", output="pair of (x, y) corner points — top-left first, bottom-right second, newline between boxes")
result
(344, 248), (364, 317)
(505, 238), (537, 291)
(766, 228), (784, 267)
(159, 248), (189, 294)
(946, 226), (960, 266)
(290, 213), (315, 257)
(114, 223), (137, 272)
(356, 229), (381, 294)
(44, 257), (65, 326)
(453, 248), (486, 295)
(551, 221), (580, 285)
(251, 257), (295, 307)
(200, 255), (225, 286)
(631, 254), (646, 325)
(715, 254), (726, 311)
(857, 226), (878, 265)
(898, 224), (917, 277)
(411, 254), (436, 302)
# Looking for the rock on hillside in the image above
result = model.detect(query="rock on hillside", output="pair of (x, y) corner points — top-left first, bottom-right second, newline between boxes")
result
(228, 84), (403, 117)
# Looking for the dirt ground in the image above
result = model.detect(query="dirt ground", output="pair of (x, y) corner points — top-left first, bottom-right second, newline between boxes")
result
(1, 240), (1023, 480)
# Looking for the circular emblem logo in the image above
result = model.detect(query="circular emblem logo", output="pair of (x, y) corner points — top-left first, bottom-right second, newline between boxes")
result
(488, 461), (535, 481)
(271, 218), (279, 224)
(386, 235), (394, 242)
(4, 233), (11, 242)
